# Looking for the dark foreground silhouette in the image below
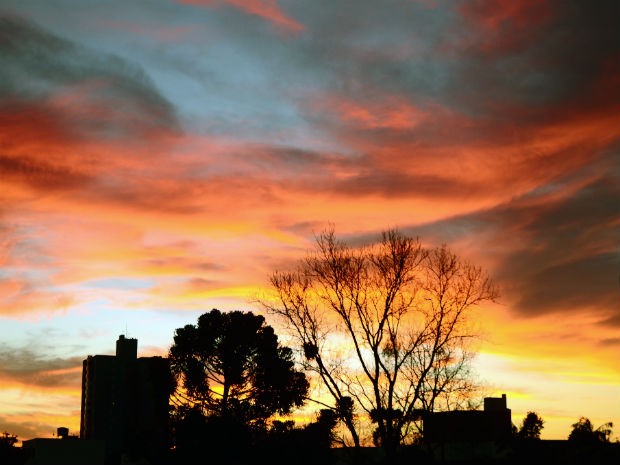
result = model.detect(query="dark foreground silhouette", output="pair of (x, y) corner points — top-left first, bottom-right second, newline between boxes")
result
(6, 328), (618, 465)
(6, 435), (619, 465)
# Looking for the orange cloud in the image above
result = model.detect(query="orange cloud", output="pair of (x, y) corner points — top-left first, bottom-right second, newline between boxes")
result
(309, 92), (429, 131)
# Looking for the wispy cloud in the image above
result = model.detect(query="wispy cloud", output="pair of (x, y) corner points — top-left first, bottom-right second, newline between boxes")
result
(176, 0), (304, 33)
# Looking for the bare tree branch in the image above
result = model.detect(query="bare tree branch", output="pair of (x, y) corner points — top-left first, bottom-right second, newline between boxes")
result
(262, 228), (498, 457)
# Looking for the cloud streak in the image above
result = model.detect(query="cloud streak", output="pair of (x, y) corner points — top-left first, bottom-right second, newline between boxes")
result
(176, 0), (303, 33)
(399, 154), (619, 326)
(0, 346), (83, 389)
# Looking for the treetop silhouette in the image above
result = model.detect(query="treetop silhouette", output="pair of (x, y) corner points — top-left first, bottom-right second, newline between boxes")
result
(169, 309), (308, 427)
(568, 417), (614, 443)
(518, 411), (544, 439)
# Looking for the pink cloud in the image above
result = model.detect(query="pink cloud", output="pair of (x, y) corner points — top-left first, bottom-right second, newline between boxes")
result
(177, 0), (304, 33)
(456, 0), (556, 54)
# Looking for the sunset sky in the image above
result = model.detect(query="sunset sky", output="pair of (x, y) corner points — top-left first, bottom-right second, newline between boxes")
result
(0, 0), (618, 442)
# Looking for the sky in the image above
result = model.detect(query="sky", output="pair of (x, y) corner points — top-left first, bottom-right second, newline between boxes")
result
(0, 0), (618, 442)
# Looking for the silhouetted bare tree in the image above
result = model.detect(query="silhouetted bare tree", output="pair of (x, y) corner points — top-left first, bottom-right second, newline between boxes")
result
(264, 228), (498, 461)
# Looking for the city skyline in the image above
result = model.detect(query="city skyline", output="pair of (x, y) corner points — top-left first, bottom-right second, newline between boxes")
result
(0, 0), (618, 443)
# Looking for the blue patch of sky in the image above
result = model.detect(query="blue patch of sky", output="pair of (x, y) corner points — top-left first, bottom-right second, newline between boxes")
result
(82, 277), (156, 291)
(7, 1), (302, 128)
(0, 268), (51, 283)
(6, 0), (466, 164)
(0, 299), (200, 360)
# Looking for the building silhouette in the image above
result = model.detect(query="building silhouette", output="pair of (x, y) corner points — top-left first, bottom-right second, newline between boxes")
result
(80, 335), (172, 463)
(22, 427), (104, 465)
(423, 394), (513, 462)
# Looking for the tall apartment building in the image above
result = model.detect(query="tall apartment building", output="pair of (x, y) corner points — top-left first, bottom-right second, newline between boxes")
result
(80, 335), (173, 462)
